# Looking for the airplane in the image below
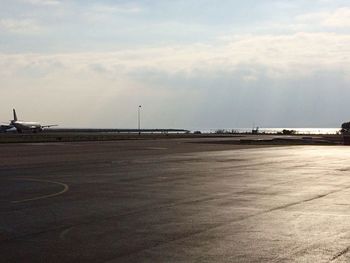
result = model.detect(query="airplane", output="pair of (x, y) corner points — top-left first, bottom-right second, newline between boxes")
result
(10, 109), (57, 133)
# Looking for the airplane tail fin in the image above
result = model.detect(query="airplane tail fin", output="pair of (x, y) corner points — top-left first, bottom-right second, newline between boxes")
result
(13, 109), (17, 121)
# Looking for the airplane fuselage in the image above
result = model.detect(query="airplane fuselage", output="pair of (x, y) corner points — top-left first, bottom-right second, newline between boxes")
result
(12, 121), (42, 133)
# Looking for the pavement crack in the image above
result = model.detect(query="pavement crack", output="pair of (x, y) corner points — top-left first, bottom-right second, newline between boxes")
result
(331, 247), (350, 261)
(266, 186), (350, 213)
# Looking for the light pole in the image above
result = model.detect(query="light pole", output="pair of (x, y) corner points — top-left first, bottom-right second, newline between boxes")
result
(138, 105), (141, 135)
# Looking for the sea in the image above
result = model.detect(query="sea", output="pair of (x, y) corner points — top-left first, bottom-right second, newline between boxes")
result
(195, 128), (340, 135)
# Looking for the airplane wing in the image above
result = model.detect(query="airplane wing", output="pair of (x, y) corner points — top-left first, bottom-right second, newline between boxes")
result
(42, 124), (58, 128)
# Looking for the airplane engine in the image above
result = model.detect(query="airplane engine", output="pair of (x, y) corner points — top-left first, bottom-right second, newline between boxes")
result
(33, 127), (43, 133)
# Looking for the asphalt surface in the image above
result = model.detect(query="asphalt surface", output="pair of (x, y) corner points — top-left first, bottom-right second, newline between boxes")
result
(1, 138), (350, 262)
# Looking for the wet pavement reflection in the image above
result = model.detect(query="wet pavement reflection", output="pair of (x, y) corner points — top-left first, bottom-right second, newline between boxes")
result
(1, 142), (350, 262)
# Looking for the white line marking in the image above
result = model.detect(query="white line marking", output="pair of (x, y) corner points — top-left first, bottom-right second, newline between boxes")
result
(11, 178), (69, 203)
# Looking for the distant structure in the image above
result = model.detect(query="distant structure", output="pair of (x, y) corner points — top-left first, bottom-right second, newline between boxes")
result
(341, 121), (350, 134)
(252, 126), (259, 134)
(341, 121), (350, 145)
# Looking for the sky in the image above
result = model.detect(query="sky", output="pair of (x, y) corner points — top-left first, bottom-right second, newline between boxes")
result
(1, 0), (350, 129)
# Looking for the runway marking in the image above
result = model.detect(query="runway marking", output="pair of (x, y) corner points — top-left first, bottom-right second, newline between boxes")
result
(11, 178), (69, 203)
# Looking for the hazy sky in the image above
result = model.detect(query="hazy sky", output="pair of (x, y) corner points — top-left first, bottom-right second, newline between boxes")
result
(1, 0), (350, 129)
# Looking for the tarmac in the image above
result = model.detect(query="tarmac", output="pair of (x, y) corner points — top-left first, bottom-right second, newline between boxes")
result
(1, 137), (350, 262)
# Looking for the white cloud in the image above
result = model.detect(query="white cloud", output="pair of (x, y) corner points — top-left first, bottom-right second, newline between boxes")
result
(1, 32), (349, 79)
(323, 8), (350, 27)
(297, 7), (350, 28)
(81, 3), (143, 24)
(89, 3), (142, 15)
(21, 0), (61, 6)
(0, 19), (42, 34)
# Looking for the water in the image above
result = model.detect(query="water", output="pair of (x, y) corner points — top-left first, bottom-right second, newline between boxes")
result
(194, 128), (340, 135)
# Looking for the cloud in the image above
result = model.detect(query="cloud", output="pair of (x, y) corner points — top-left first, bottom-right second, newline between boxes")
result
(0, 32), (349, 79)
(92, 4), (142, 14)
(81, 3), (143, 24)
(86, 3), (143, 17)
(297, 7), (350, 28)
(0, 19), (42, 34)
(21, 0), (61, 6)
(323, 8), (350, 27)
